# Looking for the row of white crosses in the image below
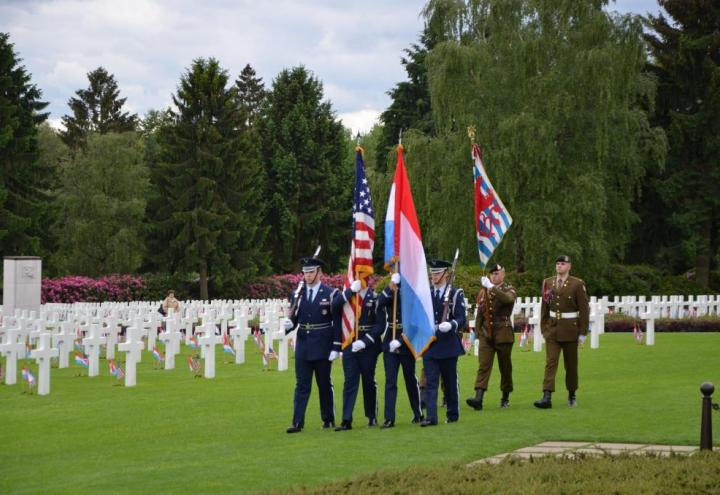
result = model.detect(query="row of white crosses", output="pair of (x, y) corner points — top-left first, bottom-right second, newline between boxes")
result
(0, 299), (291, 393)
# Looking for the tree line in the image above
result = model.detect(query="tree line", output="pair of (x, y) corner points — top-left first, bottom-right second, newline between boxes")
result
(0, 0), (717, 298)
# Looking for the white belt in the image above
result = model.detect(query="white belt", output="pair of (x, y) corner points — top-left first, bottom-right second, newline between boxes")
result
(549, 311), (579, 319)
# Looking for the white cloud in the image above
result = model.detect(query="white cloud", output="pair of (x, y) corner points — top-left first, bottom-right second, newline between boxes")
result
(1, 0), (661, 128)
(338, 109), (381, 136)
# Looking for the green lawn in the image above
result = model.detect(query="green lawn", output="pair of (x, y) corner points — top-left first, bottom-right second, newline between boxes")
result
(0, 333), (718, 494)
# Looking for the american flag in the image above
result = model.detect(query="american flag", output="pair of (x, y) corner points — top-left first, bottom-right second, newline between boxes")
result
(472, 143), (512, 267)
(341, 147), (376, 348)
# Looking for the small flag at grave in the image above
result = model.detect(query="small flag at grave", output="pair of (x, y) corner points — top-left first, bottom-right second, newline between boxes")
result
(74, 340), (83, 352)
(633, 321), (644, 344)
(266, 345), (278, 360)
(519, 324), (530, 349)
(461, 333), (473, 353)
(74, 353), (89, 368)
(252, 329), (268, 367)
(151, 347), (164, 362)
(187, 336), (200, 349)
(109, 360), (125, 380)
(21, 367), (36, 388)
(222, 334), (235, 355)
(187, 355), (195, 372)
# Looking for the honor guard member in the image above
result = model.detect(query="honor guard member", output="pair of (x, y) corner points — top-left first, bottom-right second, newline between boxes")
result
(420, 259), (467, 426)
(333, 278), (382, 431)
(376, 272), (423, 428)
(282, 257), (343, 433)
(467, 264), (517, 410)
(534, 255), (589, 409)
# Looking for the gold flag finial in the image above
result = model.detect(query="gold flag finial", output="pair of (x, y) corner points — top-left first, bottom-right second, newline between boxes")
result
(467, 125), (476, 143)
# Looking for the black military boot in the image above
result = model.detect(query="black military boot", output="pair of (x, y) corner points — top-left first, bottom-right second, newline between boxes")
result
(568, 391), (577, 407)
(533, 390), (552, 409)
(335, 421), (352, 431)
(466, 388), (485, 410)
(286, 423), (303, 434)
(500, 391), (510, 408)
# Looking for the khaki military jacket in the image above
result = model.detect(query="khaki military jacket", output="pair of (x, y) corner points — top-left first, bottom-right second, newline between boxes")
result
(475, 282), (517, 344)
(540, 275), (589, 342)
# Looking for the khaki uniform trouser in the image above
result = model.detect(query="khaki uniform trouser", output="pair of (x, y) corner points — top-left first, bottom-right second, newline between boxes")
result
(474, 335), (513, 392)
(542, 337), (579, 392)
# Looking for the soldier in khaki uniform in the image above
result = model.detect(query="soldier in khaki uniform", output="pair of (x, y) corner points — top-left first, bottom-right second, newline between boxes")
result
(466, 264), (517, 410)
(534, 255), (589, 409)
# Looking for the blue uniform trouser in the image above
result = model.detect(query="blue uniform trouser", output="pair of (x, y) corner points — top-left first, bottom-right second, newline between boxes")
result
(341, 350), (379, 423)
(423, 356), (459, 423)
(293, 358), (334, 427)
(383, 351), (422, 422)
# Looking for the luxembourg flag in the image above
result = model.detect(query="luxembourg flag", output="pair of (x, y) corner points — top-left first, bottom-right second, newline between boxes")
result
(74, 353), (89, 368)
(384, 144), (435, 357)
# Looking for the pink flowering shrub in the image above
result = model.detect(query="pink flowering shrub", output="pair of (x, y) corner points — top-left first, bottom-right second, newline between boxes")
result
(42, 274), (147, 303)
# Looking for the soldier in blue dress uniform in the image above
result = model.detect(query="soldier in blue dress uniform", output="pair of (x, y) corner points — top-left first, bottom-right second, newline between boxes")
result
(333, 279), (382, 431)
(282, 257), (343, 433)
(420, 258), (467, 426)
(376, 272), (423, 428)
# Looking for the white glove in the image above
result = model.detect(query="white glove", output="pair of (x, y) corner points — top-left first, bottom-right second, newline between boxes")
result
(282, 318), (294, 331)
(391, 273), (401, 285)
(389, 339), (401, 352)
(481, 276), (494, 289)
(350, 280), (362, 293)
(351, 340), (366, 352)
(438, 321), (452, 333)
(578, 334), (587, 345)
(328, 350), (340, 361)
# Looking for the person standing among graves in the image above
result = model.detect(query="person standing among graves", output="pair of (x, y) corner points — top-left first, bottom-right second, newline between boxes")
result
(376, 272), (423, 428)
(466, 264), (517, 410)
(333, 278), (382, 431)
(420, 258), (467, 426)
(161, 290), (181, 316)
(282, 257), (343, 433)
(534, 255), (589, 409)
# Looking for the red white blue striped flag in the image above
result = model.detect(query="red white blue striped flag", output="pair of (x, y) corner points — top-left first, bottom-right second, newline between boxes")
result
(341, 147), (376, 348)
(472, 143), (512, 267)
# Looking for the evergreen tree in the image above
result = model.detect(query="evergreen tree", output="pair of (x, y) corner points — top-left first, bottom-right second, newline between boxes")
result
(60, 67), (138, 150)
(408, 0), (665, 281)
(235, 64), (266, 128)
(640, 0), (720, 287)
(377, 29), (438, 172)
(53, 132), (148, 276)
(259, 66), (351, 272)
(153, 58), (268, 299)
(0, 32), (51, 257)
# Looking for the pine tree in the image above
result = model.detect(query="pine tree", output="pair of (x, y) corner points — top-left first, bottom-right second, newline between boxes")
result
(235, 64), (266, 128)
(259, 66), (351, 272)
(0, 32), (52, 257)
(152, 58), (268, 299)
(407, 0), (666, 281)
(641, 0), (720, 286)
(53, 132), (148, 276)
(376, 29), (438, 172)
(60, 67), (138, 150)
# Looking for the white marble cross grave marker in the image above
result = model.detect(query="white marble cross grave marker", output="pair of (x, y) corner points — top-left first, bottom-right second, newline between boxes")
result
(30, 333), (59, 395)
(52, 321), (76, 368)
(199, 322), (222, 379)
(0, 328), (24, 385)
(82, 324), (107, 377)
(158, 320), (182, 370)
(118, 326), (145, 387)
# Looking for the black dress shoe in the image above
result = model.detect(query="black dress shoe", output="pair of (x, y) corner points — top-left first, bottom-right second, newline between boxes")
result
(322, 421), (335, 429)
(286, 424), (303, 433)
(380, 420), (395, 429)
(367, 418), (378, 427)
(445, 417), (458, 423)
(420, 419), (437, 427)
(335, 421), (352, 431)
(568, 392), (577, 407)
(411, 416), (423, 424)
(500, 398), (510, 408)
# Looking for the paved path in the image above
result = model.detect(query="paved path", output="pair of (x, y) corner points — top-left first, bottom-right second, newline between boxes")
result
(469, 441), (700, 465)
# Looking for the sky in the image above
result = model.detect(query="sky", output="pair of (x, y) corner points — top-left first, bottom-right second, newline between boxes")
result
(1, 0), (663, 134)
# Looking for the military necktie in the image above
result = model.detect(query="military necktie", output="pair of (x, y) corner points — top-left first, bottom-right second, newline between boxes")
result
(307, 288), (313, 302)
